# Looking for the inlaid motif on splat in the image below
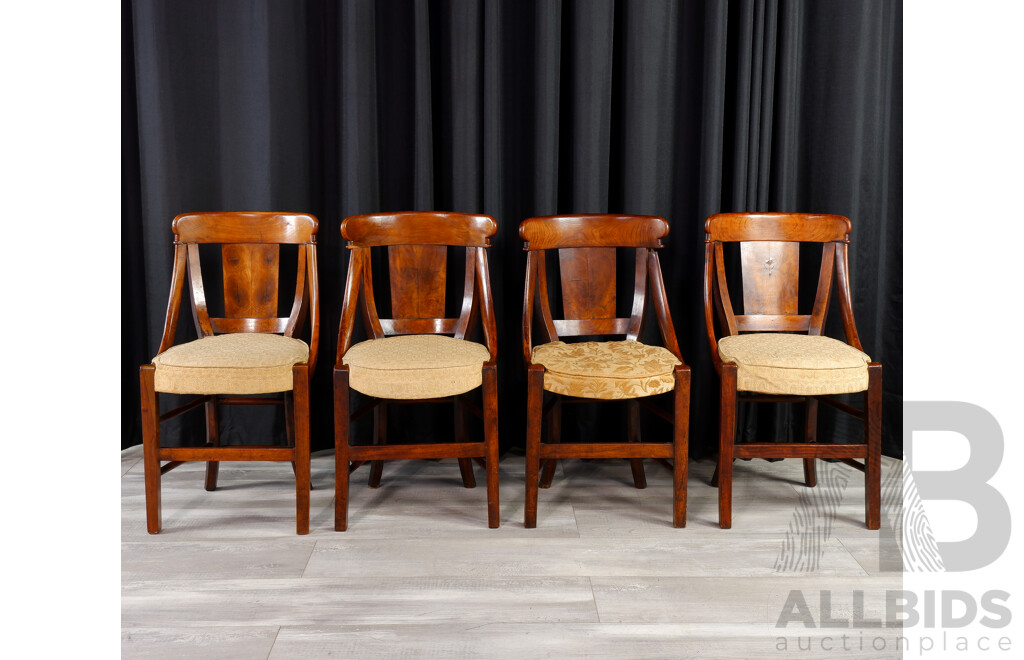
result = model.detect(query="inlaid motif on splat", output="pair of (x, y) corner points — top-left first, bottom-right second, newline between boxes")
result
(740, 241), (798, 315)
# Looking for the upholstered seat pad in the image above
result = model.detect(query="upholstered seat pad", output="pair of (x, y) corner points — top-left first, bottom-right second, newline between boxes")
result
(152, 333), (309, 394)
(718, 333), (870, 395)
(343, 334), (490, 399)
(532, 340), (681, 400)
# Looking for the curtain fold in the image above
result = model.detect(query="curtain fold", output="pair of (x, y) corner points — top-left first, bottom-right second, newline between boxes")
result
(124, 0), (902, 458)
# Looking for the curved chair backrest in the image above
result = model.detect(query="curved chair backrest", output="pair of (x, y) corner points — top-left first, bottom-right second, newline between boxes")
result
(520, 214), (680, 363)
(703, 212), (861, 354)
(161, 211), (319, 365)
(336, 212), (499, 363)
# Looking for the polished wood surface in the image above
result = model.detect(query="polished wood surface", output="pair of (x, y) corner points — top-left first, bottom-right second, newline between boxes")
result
(140, 211), (319, 535)
(739, 241), (798, 315)
(704, 212), (850, 243)
(342, 212), (497, 247)
(335, 212), (501, 531)
(703, 212), (881, 530)
(519, 214), (669, 250)
(389, 245), (447, 319)
(558, 247), (617, 321)
(173, 211), (318, 244)
(221, 243), (279, 319)
(521, 214), (689, 529)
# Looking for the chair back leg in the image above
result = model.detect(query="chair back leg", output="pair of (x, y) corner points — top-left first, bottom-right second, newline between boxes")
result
(204, 400), (221, 491)
(539, 398), (561, 488)
(802, 399), (818, 487)
(455, 398), (477, 489)
(627, 400), (648, 489)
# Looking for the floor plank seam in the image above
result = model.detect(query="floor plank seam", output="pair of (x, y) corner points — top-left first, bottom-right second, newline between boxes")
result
(266, 627), (281, 660)
(587, 576), (602, 624)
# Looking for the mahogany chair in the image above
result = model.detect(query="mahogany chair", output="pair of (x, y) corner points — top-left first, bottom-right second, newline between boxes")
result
(139, 212), (319, 535)
(521, 214), (690, 528)
(703, 212), (881, 529)
(334, 212), (500, 530)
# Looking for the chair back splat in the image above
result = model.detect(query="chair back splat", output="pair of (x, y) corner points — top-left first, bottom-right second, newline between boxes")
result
(703, 212), (882, 530)
(140, 212), (319, 535)
(520, 214), (690, 529)
(334, 212), (500, 531)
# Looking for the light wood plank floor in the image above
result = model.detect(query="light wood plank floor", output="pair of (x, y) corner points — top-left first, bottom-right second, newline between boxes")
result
(122, 447), (903, 659)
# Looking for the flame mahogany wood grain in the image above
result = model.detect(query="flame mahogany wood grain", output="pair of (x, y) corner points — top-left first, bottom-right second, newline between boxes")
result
(703, 212), (881, 530)
(140, 212), (319, 535)
(222, 244), (279, 319)
(519, 214), (669, 250)
(704, 212), (850, 243)
(334, 212), (500, 531)
(558, 247), (616, 321)
(173, 212), (318, 244)
(342, 212), (496, 247)
(521, 214), (689, 529)
(389, 245), (447, 320)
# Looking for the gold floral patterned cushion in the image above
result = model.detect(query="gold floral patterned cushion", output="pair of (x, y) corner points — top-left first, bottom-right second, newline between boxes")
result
(343, 334), (491, 399)
(152, 333), (309, 395)
(531, 340), (681, 400)
(718, 333), (870, 395)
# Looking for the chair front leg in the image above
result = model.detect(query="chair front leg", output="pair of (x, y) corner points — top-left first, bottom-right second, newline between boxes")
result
(334, 367), (352, 531)
(292, 365), (311, 535)
(483, 364), (500, 528)
(865, 363), (882, 530)
(718, 364), (738, 529)
(525, 365), (545, 528)
(672, 365), (690, 528)
(140, 365), (162, 534)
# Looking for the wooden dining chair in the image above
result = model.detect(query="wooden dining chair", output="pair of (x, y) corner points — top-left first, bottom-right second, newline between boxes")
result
(334, 212), (500, 530)
(521, 214), (690, 528)
(139, 212), (319, 534)
(703, 212), (881, 529)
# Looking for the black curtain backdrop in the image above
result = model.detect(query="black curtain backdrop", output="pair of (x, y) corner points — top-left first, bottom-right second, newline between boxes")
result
(122, 0), (902, 460)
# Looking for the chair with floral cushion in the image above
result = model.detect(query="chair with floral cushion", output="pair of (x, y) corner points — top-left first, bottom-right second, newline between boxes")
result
(703, 212), (882, 529)
(139, 212), (319, 535)
(520, 214), (690, 528)
(334, 212), (500, 530)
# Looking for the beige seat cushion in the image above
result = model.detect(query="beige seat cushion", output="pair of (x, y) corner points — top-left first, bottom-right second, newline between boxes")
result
(152, 333), (309, 395)
(718, 333), (870, 395)
(342, 334), (490, 399)
(531, 340), (681, 400)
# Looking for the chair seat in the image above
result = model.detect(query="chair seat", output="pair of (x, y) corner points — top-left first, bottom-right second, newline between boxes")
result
(152, 333), (309, 395)
(531, 340), (681, 400)
(343, 334), (490, 399)
(718, 333), (870, 395)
